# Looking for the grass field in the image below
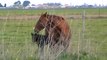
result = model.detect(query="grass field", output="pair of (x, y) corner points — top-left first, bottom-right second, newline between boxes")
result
(0, 8), (107, 16)
(0, 8), (107, 60)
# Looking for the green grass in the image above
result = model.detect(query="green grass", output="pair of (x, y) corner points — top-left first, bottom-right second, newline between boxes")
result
(0, 8), (107, 60)
(71, 18), (107, 60)
(0, 8), (107, 16)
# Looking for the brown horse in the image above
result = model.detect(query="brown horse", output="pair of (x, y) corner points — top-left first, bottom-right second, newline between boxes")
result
(33, 12), (71, 50)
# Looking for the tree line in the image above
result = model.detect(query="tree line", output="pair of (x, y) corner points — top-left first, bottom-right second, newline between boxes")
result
(0, 3), (6, 7)
(0, 0), (30, 8)
(13, 0), (30, 8)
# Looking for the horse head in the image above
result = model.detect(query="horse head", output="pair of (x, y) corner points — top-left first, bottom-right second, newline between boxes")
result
(34, 12), (48, 33)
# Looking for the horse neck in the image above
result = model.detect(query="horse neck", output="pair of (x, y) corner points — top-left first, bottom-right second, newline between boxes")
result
(47, 15), (57, 22)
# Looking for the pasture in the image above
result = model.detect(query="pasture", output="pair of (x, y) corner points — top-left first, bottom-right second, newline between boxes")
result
(0, 8), (107, 60)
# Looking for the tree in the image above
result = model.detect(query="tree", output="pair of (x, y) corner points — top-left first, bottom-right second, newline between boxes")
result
(4, 3), (6, 7)
(22, 0), (30, 7)
(13, 1), (21, 8)
(0, 3), (3, 7)
(14, 1), (21, 5)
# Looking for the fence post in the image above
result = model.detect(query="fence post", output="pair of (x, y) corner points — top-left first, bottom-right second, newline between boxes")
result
(81, 10), (86, 51)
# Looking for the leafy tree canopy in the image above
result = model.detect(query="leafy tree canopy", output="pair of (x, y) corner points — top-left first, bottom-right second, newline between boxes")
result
(23, 0), (30, 7)
(14, 1), (21, 5)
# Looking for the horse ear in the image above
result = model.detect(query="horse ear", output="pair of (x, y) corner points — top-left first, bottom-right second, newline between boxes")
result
(44, 12), (47, 14)
(43, 12), (48, 16)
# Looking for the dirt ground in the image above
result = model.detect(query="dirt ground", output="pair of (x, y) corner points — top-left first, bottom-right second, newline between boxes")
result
(0, 14), (107, 20)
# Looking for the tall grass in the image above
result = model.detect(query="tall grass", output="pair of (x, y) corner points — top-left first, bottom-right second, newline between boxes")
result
(0, 18), (107, 60)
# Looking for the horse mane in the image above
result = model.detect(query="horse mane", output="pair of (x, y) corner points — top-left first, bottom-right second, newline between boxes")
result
(41, 12), (65, 21)
(47, 15), (65, 22)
